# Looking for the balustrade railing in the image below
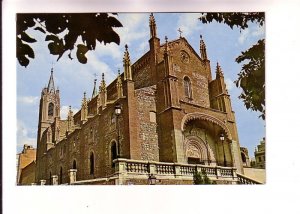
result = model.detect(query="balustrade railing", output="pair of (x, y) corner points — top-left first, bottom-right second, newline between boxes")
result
(114, 158), (237, 182)
(236, 173), (262, 184)
(126, 162), (148, 174)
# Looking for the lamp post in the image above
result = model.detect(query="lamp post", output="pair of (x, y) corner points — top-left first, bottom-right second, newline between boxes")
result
(115, 105), (122, 158)
(220, 133), (227, 167)
(148, 174), (156, 185)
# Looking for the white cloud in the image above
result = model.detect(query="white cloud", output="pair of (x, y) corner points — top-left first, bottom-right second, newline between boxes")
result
(177, 13), (202, 37)
(18, 96), (39, 105)
(225, 78), (234, 91)
(238, 28), (249, 44)
(60, 105), (79, 120)
(17, 120), (36, 149)
(238, 25), (265, 45)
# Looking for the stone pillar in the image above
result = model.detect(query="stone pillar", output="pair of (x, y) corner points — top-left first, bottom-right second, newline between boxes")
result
(114, 159), (127, 185)
(40, 180), (46, 185)
(148, 162), (156, 175)
(68, 169), (77, 184)
(216, 166), (221, 178)
(52, 175), (58, 185)
(174, 164), (181, 177)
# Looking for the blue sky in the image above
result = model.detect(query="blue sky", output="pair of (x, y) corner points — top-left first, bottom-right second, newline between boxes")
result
(17, 13), (265, 157)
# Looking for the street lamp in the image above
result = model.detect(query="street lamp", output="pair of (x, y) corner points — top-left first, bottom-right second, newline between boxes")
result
(115, 105), (122, 158)
(220, 133), (227, 167)
(148, 174), (156, 185)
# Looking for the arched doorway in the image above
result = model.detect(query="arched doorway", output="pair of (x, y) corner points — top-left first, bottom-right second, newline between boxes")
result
(181, 113), (233, 166)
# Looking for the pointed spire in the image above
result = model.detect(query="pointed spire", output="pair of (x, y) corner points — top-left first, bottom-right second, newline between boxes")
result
(81, 92), (88, 122)
(200, 35), (208, 60)
(67, 105), (74, 132)
(216, 62), (224, 78)
(164, 36), (169, 53)
(100, 73), (106, 92)
(92, 79), (97, 98)
(123, 44), (132, 81)
(47, 68), (55, 93)
(149, 13), (157, 38)
(116, 69), (123, 98)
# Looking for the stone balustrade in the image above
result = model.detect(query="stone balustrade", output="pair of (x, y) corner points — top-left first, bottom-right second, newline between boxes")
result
(236, 173), (262, 184)
(113, 158), (238, 184)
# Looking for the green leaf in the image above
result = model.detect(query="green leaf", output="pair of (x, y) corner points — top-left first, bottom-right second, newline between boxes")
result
(34, 26), (46, 33)
(20, 32), (37, 43)
(76, 44), (89, 64)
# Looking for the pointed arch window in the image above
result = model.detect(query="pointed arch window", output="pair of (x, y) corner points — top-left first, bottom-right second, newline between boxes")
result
(111, 141), (118, 167)
(49, 171), (52, 185)
(48, 102), (54, 116)
(184, 76), (192, 99)
(90, 152), (94, 175)
(73, 160), (77, 169)
(59, 167), (63, 184)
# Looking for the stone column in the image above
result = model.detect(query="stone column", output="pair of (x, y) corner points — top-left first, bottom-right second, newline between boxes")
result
(52, 175), (58, 185)
(68, 169), (77, 184)
(40, 180), (46, 185)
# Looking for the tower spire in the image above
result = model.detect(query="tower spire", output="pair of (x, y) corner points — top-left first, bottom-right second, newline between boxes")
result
(149, 13), (157, 38)
(216, 62), (224, 78)
(92, 79), (97, 98)
(200, 35), (208, 60)
(123, 44), (132, 81)
(47, 68), (55, 93)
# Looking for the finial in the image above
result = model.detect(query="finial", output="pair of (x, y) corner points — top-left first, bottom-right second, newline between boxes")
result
(125, 44), (128, 51)
(118, 69), (120, 76)
(178, 28), (183, 38)
(165, 36), (168, 43)
(84, 91), (86, 98)
(102, 73), (105, 81)
(200, 34), (203, 39)
(216, 62), (224, 77)
(69, 105), (71, 111)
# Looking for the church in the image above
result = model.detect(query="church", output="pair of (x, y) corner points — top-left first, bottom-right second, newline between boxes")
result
(35, 14), (257, 185)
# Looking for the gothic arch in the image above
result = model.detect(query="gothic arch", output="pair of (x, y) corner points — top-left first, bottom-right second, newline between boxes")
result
(184, 135), (216, 163)
(183, 76), (192, 99)
(181, 112), (232, 140)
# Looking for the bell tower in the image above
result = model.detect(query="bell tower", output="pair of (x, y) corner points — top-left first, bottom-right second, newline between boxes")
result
(36, 68), (60, 153)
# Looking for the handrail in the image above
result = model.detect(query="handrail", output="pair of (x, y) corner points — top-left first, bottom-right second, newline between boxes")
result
(236, 173), (262, 184)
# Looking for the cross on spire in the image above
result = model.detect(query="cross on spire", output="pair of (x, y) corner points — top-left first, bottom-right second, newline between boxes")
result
(178, 28), (183, 38)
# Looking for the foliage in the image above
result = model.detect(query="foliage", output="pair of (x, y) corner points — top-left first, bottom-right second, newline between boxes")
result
(17, 13), (122, 67)
(235, 39), (265, 119)
(199, 13), (265, 119)
(193, 170), (215, 184)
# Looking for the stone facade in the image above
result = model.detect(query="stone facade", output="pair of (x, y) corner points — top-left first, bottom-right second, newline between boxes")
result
(17, 144), (36, 185)
(254, 138), (266, 169)
(35, 14), (245, 185)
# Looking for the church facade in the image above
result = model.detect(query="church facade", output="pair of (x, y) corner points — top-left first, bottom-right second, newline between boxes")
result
(35, 14), (247, 185)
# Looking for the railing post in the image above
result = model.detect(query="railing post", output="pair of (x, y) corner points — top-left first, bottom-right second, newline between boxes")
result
(115, 159), (127, 185)
(148, 162), (156, 175)
(40, 180), (46, 185)
(216, 166), (221, 178)
(174, 164), (181, 177)
(68, 169), (77, 184)
(52, 175), (58, 185)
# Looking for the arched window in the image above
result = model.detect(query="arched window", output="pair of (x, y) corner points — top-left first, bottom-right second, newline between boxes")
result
(59, 167), (63, 184)
(184, 76), (192, 99)
(241, 152), (247, 163)
(73, 160), (77, 169)
(49, 171), (52, 185)
(111, 142), (118, 167)
(48, 102), (54, 116)
(90, 152), (94, 175)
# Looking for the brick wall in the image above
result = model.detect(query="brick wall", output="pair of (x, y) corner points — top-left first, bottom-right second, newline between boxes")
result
(136, 86), (159, 161)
